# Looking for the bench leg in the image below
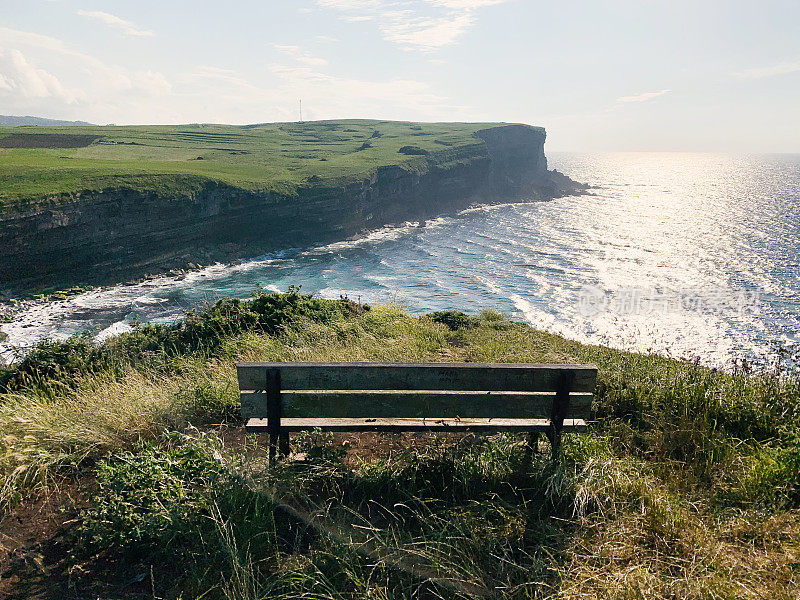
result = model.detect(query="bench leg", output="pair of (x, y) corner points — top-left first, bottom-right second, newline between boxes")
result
(529, 430), (541, 454)
(269, 432), (278, 464)
(523, 430), (539, 467)
(547, 370), (573, 460)
(268, 431), (289, 463)
(546, 425), (562, 459)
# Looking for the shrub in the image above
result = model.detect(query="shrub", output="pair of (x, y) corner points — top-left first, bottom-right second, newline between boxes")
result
(428, 310), (478, 331)
(80, 433), (275, 564)
(479, 309), (511, 330)
(7, 334), (105, 391)
(398, 145), (428, 156)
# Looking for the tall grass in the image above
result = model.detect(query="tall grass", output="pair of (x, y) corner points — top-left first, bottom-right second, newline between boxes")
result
(0, 294), (446, 509)
(75, 427), (800, 598)
(0, 294), (798, 598)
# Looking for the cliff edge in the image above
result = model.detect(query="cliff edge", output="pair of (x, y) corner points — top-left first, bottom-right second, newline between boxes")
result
(0, 121), (584, 293)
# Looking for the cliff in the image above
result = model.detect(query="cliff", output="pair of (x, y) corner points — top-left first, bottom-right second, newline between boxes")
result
(0, 123), (583, 293)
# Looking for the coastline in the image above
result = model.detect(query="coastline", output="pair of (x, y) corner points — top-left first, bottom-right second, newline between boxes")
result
(0, 187), (588, 362)
(0, 123), (585, 296)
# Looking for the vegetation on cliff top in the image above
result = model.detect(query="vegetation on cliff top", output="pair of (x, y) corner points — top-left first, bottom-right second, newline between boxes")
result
(0, 120), (518, 204)
(0, 290), (798, 598)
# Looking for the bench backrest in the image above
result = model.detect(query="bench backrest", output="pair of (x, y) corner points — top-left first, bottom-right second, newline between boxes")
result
(237, 362), (597, 420)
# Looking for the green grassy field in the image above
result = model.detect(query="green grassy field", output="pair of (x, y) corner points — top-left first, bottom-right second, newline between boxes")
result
(0, 291), (798, 598)
(0, 120), (504, 204)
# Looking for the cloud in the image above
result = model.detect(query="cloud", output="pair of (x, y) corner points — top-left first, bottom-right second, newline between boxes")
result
(734, 60), (800, 80)
(318, 0), (382, 8)
(77, 10), (154, 37)
(0, 27), (167, 91)
(273, 44), (328, 67)
(428, 0), (507, 7)
(131, 70), (172, 95)
(0, 25), (467, 124)
(265, 62), (460, 119)
(315, 35), (340, 42)
(0, 27), (173, 122)
(0, 49), (80, 102)
(0, 27), (73, 55)
(379, 9), (477, 50)
(316, 0), (510, 51)
(616, 89), (671, 103)
(174, 60), (469, 126)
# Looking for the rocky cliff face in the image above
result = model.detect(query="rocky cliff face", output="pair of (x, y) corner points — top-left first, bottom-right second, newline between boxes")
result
(0, 124), (583, 293)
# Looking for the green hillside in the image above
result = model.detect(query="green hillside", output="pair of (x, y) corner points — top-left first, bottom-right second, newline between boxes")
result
(0, 120), (505, 204)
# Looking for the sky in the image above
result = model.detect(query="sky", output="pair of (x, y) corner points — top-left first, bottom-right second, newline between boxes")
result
(0, 0), (798, 151)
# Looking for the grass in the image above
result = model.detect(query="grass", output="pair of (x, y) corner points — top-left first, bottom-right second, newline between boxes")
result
(0, 290), (798, 598)
(0, 120), (509, 204)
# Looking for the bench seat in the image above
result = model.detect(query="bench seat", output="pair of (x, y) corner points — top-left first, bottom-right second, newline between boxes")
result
(237, 362), (597, 460)
(246, 417), (588, 432)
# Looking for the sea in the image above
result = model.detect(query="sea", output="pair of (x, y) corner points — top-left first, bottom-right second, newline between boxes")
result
(2, 152), (799, 369)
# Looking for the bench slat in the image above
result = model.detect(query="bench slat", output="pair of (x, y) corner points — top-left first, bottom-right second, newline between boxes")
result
(240, 390), (592, 420)
(246, 417), (588, 432)
(237, 363), (597, 393)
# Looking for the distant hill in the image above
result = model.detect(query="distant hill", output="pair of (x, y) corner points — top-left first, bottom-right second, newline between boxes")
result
(0, 115), (95, 126)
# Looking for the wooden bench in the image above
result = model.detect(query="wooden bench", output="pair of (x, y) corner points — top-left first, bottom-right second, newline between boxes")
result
(236, 362), (597, 461)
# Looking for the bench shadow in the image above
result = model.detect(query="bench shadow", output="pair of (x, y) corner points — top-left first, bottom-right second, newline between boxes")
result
(257, 431), (581, 598)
